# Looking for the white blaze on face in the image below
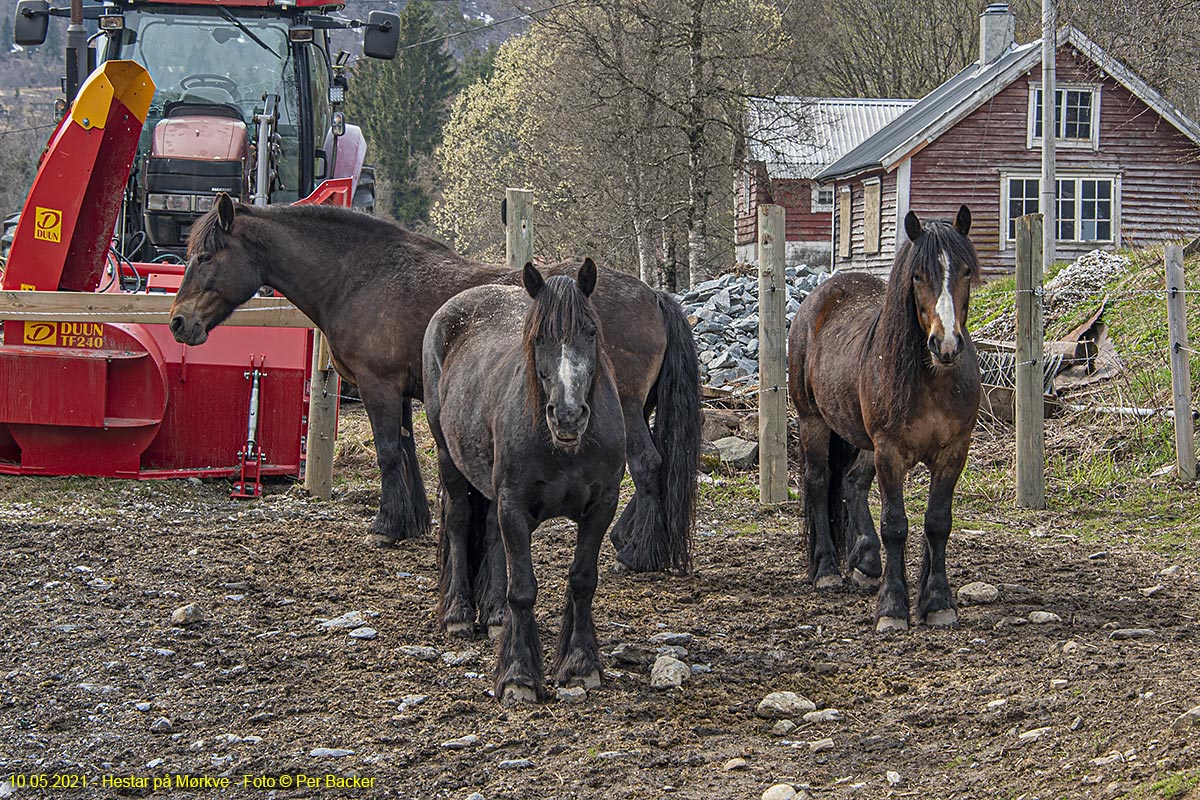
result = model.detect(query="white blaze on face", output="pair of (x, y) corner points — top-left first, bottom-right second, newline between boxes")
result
(935, 251), (957, 341)
(556, 342), (590, 415)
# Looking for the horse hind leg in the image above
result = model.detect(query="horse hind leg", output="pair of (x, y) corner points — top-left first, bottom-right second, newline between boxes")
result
(363, 393), (432, 545)
(799, 418), (842, 590)
(553, 493), (617, 690)
(609, 406), (667, 573)
(842, 449), (882, 590)
(435, 455), (478, 635)
(474, 500), (507, 639)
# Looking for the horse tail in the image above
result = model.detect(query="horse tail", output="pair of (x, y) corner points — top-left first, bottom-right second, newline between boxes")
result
(651, 290), (701, 573)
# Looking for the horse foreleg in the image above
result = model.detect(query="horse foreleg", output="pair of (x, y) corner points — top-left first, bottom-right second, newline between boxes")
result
(917, 446), (968, 628)
(553, 490), (618, 689)
(874, 447), (912, 632)
(799, 419), (841, 589)
(843, 449), (882, 589)
(609, 404), (667, 572)
(494, 497), (543, 705)
(361, 387), (430, 545)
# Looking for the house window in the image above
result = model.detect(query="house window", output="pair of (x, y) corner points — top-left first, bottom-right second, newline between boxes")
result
(1003, 174), (1117, 244)
(838, 187), (851, 259)
(1028, 85), (1100, 149)
(811, 184), (834, 213)
(863, 179), (881, 254)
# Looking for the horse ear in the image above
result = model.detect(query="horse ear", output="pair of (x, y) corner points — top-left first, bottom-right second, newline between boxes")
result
(577, 258), (597, 297)
(216, 192), (236, 232)
(522, 262), (544, 298)
(904, 210), (922, 242)
(955, 205), (972, 236)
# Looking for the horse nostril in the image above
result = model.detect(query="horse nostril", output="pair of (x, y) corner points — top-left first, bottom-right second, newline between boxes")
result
(546, 403), (556, 420)
(169, 315), (185, 335)
(927, 335), (940, 354)
(579, 402), (590, 420)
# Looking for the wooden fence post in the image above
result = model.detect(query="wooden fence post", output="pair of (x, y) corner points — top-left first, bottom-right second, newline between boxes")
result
(1165, 244), (1195, 481)
(505, 188), (534, 271)
(757, 204), (788, 505)
(304, 331), (338, 500)
(1015, 213), (1046, 508)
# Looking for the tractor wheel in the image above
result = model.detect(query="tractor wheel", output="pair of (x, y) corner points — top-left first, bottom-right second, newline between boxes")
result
(352, 178), (375, 215)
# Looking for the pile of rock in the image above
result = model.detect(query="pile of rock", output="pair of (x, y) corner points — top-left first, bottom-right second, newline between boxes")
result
(678, 266), (829, 388)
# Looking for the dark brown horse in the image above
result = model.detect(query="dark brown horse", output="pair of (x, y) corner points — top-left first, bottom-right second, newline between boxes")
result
(425, 261), (625, 703)
(168, 195), (698, 573)
(788, 207), (980, 632)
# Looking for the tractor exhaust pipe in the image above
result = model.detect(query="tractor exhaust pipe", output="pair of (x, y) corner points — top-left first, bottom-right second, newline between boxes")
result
(65, 0), (86, 103)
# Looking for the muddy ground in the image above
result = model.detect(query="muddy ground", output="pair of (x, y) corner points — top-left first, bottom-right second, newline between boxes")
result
(1, 405), (1199, 800)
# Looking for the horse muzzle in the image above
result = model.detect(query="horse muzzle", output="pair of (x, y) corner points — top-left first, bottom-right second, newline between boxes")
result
(169, 314), (209, 346)
(927, 333), (963, 366)
(546, 403), (590, 450)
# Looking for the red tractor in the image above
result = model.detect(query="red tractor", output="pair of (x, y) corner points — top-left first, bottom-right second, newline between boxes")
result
(0, 0), (396, 490)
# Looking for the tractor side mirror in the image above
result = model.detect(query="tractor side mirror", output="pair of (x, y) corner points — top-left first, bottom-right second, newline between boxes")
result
(14, 0), (49, 47)
(362, 11), (398, 60)
(314, 149), (328, 180)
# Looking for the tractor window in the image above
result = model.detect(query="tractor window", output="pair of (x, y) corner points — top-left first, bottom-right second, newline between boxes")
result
(118, 10), (303, 202)
(306, 37), (331, 180)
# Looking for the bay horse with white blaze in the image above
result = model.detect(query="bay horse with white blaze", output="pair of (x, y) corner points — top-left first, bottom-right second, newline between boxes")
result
(788, 207), (981, 632)
(424, 261), (624, 703)
(167, 195), (698, 574)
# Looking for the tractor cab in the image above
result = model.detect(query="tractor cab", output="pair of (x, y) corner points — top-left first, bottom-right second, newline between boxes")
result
(13, 0), (396, 259)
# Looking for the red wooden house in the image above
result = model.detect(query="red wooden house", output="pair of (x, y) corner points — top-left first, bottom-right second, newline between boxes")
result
(817, 4), (1200, 278)
(735, 96), (915, 267)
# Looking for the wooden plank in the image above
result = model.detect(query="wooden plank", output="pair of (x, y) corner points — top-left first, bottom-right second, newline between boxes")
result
(0, 291), (314, 327)
(757, 204), (788, 505)
(1165, 244), (1195, 481)
(505, 188), (534, 271)
(1015, 213), (1046, 508)
(863, 180), (881, 254)
(304, 330), (338, 500)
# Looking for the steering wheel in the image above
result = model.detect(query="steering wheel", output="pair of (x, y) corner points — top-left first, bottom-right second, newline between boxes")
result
(178, 74), (242, 102)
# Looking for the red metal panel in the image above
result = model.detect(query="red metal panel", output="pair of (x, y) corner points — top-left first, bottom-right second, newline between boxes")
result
(0, 347), (107, 427)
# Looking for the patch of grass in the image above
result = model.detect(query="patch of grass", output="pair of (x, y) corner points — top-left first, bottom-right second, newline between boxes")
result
(1127, 770), (1200, 800)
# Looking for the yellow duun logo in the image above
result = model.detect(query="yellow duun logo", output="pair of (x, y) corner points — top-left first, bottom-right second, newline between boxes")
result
(23, 322), (58, 345)
(34, 207), (63, 243)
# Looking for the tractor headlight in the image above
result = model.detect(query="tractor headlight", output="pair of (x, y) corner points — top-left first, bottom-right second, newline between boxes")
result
(193, 195), (215, 213)
(147, 193), (193, 212)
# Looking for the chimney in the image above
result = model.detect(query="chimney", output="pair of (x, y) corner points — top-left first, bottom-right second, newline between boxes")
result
(979, 3), (1016, 66)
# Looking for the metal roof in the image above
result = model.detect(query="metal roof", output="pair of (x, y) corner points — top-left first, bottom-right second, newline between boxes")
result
(816, 27), (1200, 182)
(746, 97), (916, 180)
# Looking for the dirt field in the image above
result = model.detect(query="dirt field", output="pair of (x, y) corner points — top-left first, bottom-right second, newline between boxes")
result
(2, 405), (1199, 800)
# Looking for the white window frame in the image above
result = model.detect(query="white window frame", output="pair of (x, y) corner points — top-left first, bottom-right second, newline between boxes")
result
(811, 183), (834, 213)
(1027, 82), (1102, 151)
(999, 171), (1121, 251)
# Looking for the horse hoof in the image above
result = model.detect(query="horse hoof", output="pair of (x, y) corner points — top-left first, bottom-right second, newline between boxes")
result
(446, 622), (473, 637)
(364, 532), (398, 548)
(500, 684), (538, 706)
(850, 569), (880, 590)
(488, 625), (504, 641)
(876, 616), (909, 633)
(814, 574), (842, 590)
(572, 670), (601, 690)
(925, 609), (958, 629)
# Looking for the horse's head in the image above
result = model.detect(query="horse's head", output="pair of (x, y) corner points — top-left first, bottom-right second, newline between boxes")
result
(521, 259), (604, 451)
(903, 205), (976, 367)
(169, 193), (264, 345)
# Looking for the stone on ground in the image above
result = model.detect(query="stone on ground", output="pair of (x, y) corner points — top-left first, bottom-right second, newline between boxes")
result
(957, 581), (1000, 605)
(650, 655), (690, 689)
(171, 604), (204, 626)
(755, 691), (816, 719)
(761, 784), (797, 800)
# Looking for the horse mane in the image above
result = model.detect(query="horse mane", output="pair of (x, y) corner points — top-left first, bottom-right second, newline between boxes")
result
(187, 201), (459, 260)
(521, 275), (609, 413)
(871, 219), (978, 429)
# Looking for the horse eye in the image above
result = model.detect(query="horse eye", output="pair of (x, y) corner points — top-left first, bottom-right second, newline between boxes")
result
(912, 273), (924, 283)
(197, 254), (212, 264)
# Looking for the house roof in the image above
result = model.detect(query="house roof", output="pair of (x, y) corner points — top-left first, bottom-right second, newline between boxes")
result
(816, 26), (1200, 182)
(746, 96), (916, 180)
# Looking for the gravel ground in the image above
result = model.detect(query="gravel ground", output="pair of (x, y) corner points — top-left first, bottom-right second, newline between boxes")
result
(1, 405), (1198, 800)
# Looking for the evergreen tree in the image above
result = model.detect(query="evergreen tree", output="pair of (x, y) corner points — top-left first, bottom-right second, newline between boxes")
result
(346, 1), (457, 224)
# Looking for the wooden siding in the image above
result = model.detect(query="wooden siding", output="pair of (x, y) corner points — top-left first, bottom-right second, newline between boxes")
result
(735, 168), (835, 249)
(832, 169), (899, 274)
(908, 45), (1200, 277)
